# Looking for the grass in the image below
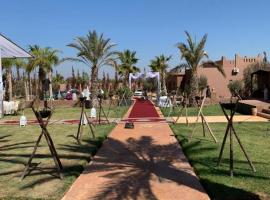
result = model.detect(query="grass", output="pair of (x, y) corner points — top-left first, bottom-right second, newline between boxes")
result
(1, 105), (129, 121)
(0, 123), (115, 200)
(161, 104), (235, 117)
(170, 122), (270, 200)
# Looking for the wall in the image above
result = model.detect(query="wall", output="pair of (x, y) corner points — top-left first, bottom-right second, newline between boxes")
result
(198, 54), (263, 98)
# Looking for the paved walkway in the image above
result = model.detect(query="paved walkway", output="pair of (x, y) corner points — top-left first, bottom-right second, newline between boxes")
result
(172, 115), (269, 123)
(62, 101), (210, 200)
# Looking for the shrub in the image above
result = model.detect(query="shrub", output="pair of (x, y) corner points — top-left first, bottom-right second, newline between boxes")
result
(198, 75), (208, 96)
(228, 80), (243, 97)
(116, 86), (132, 99)
(243, 63), (260, 97)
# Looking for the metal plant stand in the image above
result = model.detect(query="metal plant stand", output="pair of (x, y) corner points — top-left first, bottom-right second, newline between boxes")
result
(77, 97), (95, 142)
(217, 100), (256, 177)
(21, 99), (63, 180)
(190, 96), (217, 143)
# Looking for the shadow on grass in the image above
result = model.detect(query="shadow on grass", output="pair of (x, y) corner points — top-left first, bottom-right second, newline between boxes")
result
(173, 129), (268, 200)
(201, 178), (260, 200)
(0, 134), (11, 143)
(0, 134), (107, 191)
(0, 141), (36, 151)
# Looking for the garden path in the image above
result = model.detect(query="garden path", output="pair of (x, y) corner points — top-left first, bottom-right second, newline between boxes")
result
(62, 99), (209, 200)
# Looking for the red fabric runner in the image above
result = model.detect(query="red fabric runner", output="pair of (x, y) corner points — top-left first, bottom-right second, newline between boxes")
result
(128, 99), (159, 118)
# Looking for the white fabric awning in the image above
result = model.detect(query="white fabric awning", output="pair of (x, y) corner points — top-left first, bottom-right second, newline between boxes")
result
(0, 33), (32, 58)
(0, 33), (32, 118)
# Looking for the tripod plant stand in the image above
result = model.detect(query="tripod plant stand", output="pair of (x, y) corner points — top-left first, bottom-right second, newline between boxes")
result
(76, 97), (95, 143)
(105, 92), (114, 120)
(21, 98), (63, 180)
(117, 90), (128, 107)
(166, 94), (177, 118)
(217, 99), (256, 177)
(173, 96), (189, 125)
(97, 95), (110, 125)
(190, 96), (218, 143)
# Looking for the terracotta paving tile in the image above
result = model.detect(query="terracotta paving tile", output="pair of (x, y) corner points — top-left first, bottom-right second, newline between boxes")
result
(62, 102), (210, 200)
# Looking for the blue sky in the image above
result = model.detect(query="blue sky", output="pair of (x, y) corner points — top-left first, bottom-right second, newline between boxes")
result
(1, 0), (270, 77)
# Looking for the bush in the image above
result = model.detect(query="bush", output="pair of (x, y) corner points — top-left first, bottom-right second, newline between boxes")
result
(243, 63), (260, 97)
(228, 80), (243, 97)
(116, 86), (132, 99)
(198, 75), (208, 95)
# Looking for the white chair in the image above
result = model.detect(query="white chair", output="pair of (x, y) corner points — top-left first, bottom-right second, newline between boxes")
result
(20, 115), (27, 126)
(90, 107), (97, 118)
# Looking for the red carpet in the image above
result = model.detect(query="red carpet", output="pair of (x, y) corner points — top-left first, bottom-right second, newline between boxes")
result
(128, 99), (159, 118)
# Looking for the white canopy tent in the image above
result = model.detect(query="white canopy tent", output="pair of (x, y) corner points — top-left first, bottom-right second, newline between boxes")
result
(129, 72), (161, 98)
(0, 33), (32, 117)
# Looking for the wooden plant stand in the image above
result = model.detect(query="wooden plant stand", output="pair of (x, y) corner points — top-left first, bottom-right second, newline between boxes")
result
(97, 96), (110, 125)
(21, 99), (63, 180)
(217, 101), (256, 177)
(77, 97), (95, 142)
(190, 96), (218, 143)
(174, 96), (189, 125)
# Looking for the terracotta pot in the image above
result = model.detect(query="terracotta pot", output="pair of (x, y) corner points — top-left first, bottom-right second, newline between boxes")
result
(251, 107), (257, 116)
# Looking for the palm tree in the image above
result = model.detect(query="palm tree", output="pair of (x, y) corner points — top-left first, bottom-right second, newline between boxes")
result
(29, 45), (59, 99)
(52, 71), (65, 93)
(2, 58), (14, 101)
(14, 58), (27, 98)
(118, 50), (140, 86)
(24, 58), (35, 99)
(177, 31), (225, 105)
(66, 30), (117, 97)
(149, 54), (171, 94)
(108, 59), (119, 90)
(14, 58), (25, 81)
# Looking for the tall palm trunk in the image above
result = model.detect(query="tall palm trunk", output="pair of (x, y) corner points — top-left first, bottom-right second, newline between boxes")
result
(24, 81), (29, 101)
(125, 71), (129, 87)
(16, 66), (21, 80)
(38, 67), (46, 99)
(48, 69), (53, 99)
(189, 72), (198, 106)
(114, 71), (119, 90)
(7, 68), (12, 101)
(91, 66), (98, 97)
(34, 69), (38, 97)
(28, 72), (32, 100)
(161, 70), (167, 94)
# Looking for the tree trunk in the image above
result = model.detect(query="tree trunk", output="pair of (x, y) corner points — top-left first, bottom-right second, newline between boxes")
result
(125, 71), (129, 87)
(91, 66), (98, 97)
(16, 66), (21, 81)
(34, 69), (38, 97)
(162, 70), (167, 95)
(189, 72), (198, 106)
(28, 73), (32, 100)
(24, 81), (29, 101)
(38, 67), (46, 99)
(114, 71), (118, 90)
(7, 68), (12, 101)
(48, 69), (53, 99)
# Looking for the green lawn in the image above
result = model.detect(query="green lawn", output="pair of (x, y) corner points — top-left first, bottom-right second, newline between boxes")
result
(0, 124), (115, 200)
(1, 105), (129, 121)
(170, 122), (270, 200)
(161, 104), (233, 117)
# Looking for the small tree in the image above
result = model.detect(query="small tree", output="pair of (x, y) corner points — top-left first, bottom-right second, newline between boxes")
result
(228, 80), (243, 97)
(198, 75), (208, 96)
